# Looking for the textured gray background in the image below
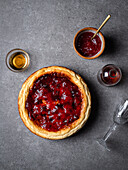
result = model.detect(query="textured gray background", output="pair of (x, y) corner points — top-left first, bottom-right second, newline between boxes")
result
(0, 0), (128, 170)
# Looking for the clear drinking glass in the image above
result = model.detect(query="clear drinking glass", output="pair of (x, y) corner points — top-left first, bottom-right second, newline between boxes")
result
(97, 100), (128, 151)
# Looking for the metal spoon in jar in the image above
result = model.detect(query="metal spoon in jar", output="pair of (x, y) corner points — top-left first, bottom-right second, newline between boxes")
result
(91, 15), (111, 40)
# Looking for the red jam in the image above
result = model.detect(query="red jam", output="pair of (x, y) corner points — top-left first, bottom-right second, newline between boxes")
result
(25, 73), (82, 132)
(76, 31), (102, 57)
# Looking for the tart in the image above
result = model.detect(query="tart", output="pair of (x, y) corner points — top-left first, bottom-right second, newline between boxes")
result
(18, 66), (91, 139)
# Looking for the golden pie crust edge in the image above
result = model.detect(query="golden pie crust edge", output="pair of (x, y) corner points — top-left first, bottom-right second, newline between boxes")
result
(18, 66), (91, 140)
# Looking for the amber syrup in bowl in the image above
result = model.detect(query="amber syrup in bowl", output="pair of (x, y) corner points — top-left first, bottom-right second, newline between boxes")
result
(6, 49), (30, 72)
(97, 64), (122, 86)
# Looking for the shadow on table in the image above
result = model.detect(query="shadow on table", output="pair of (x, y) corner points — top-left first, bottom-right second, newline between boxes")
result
(103, 36), (118, 57)
(107, 124), (128, 156)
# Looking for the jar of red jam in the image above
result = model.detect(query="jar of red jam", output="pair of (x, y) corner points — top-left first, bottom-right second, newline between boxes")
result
(73, 27), (105, 59)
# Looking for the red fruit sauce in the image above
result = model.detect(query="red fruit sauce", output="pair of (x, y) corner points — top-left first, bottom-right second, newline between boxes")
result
(76, 31), (102, 57)
(25, 73), (82, 132)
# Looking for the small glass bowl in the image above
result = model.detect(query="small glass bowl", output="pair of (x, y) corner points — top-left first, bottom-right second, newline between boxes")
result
(97, 64), (122, 86)
(6, 49), (30, 72)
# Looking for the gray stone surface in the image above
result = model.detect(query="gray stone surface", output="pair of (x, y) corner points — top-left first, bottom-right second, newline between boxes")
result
(0, 0), (128, 170)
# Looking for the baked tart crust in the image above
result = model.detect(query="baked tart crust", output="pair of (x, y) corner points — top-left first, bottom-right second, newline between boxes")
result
(18, 66), (91, 139)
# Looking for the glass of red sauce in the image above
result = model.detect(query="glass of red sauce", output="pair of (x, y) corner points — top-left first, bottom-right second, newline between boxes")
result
(73, 27), (105, 59)
(97, 64), (122, 86)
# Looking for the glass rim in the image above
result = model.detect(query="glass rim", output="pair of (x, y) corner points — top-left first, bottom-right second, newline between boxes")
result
(100, 64), (122, 86)
(5, 48), (30, 72)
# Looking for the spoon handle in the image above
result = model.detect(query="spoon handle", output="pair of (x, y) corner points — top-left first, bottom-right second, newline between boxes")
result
(91, 15), (111, 40)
